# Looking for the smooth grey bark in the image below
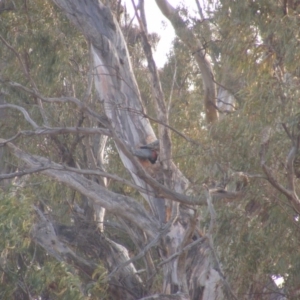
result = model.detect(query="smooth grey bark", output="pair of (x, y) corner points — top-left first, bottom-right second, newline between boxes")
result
(32, 206), (146, 300)
(50, 0), (223, 298)
(1, 139), (158, 238)
(0, 1), (288, 298)
(51, 0), (168, 222)
(94, 134), (108, 232)
(0, 0), (226, 298)
(155, 0), (219, 124)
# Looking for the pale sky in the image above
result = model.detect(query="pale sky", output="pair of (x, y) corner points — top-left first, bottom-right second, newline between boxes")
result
(124, 0), (198, 67)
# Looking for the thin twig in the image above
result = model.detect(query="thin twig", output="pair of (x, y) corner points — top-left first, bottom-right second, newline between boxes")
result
(167, 55), (177, 116)
(0, 79), (109, 127)
(0, 34), (49, 125)
(260, 135), (300, 214)
(281, 123), (293, 142)
(0, 104), (39, 128)
(157, 237), (205, 268)
(0, 146), (155, 196)
(0, 166), (49, 180)
(116, 105), (200, 145)
(108, 222), (172, 280)
(286, 144), (297, 192)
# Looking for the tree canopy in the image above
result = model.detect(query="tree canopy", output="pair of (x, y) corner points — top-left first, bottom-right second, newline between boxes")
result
(1, 0), (300, 299)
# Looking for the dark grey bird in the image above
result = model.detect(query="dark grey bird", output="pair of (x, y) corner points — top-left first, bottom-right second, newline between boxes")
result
(133, 140), (159, 164)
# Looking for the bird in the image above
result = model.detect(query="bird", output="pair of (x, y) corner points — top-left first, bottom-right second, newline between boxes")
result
(133, 140), (159, 164)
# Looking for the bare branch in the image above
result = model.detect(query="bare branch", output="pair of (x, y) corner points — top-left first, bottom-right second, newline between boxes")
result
(53, 165), (157, 196)
(0, 79), (109, 127)
(33, 208), (146, 298)
(260, 133), (300, 214)
(282, 123), (293, 141)
(116, 105), (200, 145)
(195, 0), (205, 20)
(203, 185), (238, 300)
(176, 210), (198, 294)
(108, 131), (203, 205)
(0, 166), (49, 180)
(18, 126), (110, 137)
(0, 34), (30, 79)
(286, 142), (297, 192)
(32, 205), (97, 274)
(0, 104), (39, 128)
(0, 158), (157, 198)
(0, 34), (49, 124)
(203, 185), (216, 236)
(157, 237), (205, 268)
(0, 105), (110, 135)
(131, 0), (173, 179)
(167, 55), (177, 116)
(0, 104), (110, 150)
(155, 0), (218, 123)
(2, 139), (159, 238)
(108, 222), (172, 281)
(138, 0), (148, 33)
(216, 97), (237, 111)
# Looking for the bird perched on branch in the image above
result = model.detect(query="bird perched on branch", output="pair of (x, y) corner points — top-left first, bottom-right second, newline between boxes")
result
(133, 140), (159, 164)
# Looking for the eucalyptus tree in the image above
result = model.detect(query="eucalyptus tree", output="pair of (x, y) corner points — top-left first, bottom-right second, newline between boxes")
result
(1, 0), (300, 299)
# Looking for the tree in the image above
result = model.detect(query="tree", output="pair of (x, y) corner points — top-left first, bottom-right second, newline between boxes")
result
(1, 0), (300, 299)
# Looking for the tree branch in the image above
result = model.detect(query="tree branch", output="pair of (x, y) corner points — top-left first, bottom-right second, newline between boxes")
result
(32, 206), (97, 275)
(0, 79), (110, 127)
(33, 206), (146, 298)
(131, 0), (173, 189)
(0, 34), (50, 125)
(0, 166), (49, 180)
(204, 185), (238, 300)
(0, 104), (39, 128)
(108, 221), (172, 281)
(157, 237), (205, 269)
(1, 139), (159, 238)
(116, 105), (200, 145)
(260, 129), (300, 214)
(155, 0), (218, 123)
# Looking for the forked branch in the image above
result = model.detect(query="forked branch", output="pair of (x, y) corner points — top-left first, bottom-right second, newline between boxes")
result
(260, 127), (300, 214)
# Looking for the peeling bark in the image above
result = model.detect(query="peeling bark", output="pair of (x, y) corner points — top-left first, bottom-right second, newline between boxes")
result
(1, 139), (158, 238)
(2, 0), (228, 298)
(32, 206), (146, 299)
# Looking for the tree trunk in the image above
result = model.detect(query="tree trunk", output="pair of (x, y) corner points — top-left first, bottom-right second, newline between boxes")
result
(155, 0), (219, 124)
(54, 0), (224, 298)
(2, 0), (225, 298)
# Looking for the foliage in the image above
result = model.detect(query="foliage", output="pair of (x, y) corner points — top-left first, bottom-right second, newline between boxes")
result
(1, 0), (300, 299)
(158, 0), (300, 296)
